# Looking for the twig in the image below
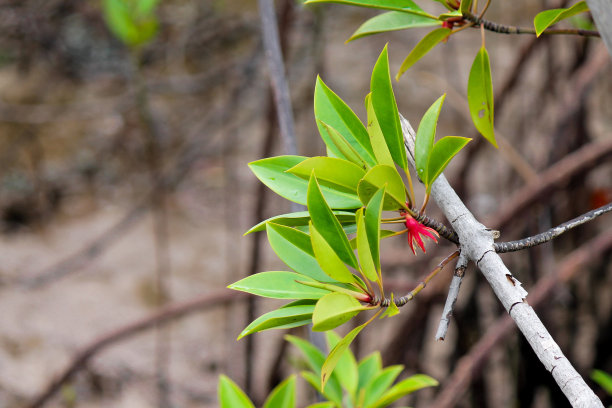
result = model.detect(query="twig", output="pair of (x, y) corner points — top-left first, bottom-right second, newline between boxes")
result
(462, 10), (600, 37)
(401, 115), (604, 407)
(494, 202), (612, 253)
(27, 290), (250, 408)
(415, 211), (460, 245)
(431, 231), (612, 408)
(436, 251), (469, 341)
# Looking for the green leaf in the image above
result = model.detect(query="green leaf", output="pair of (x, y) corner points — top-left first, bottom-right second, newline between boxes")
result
(103, 0), (158, 47)
(591, 369), (612, 396)
(349, 229), (400, 250)
(304, 0), (435, 18)
(362, 365), (404, 408)
(415, 94), (445, 185)
(348, 11), (440, 42)
(238, 300), (316, 340)
(460, 0), (472, 15)
(308, 174), (359, 268)
(249, 156), (362, 209)
(218, 375), (255, 408)
(358, 352), (383, 390)
(467, 47), (497, 147)
(372, 374), (438, 407)
(326, 331), (359, 398)
(263, 375), (296, 408)
(315, 77), (376, 167)
(310, 223), (357, 283)
(288, 157), (366, 194)
(305, 403), (336, 408)
(136, 0), (161, 14)
(320, 121), (369, 168)
(534, 1), (589, 36)
(364, 186), (385, 273)
(365, 93), (394, 167)
(380, 293), (400, 318)
(321, 316), (374, 390)
(396, 28), (451, 80)
(312, 292), (368, 331)
(286, 335), (343, 404)
(266, 223), (331, 282)
(425, 136), (471, 192)
(371, 45), (407, 171)
(228, 271), (330, 299)
(356, 209), (378, 283)
(358, 165), (406, 211)
(245, 211), (356, 234)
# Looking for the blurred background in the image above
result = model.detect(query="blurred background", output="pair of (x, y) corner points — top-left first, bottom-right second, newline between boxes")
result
(0, 0), (611, 407)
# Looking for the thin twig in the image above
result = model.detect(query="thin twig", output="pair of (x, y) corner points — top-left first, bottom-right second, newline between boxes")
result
(494, 202), (612, 253)
(462, 11), (601, 37)
(435, 251), (469, 341)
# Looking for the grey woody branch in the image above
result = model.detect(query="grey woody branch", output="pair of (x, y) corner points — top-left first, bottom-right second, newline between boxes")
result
(436, 251), (469, 341)
(494, 202), (612, 253)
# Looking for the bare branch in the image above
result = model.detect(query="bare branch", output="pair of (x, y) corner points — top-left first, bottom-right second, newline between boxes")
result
(436, 251), (469, 341)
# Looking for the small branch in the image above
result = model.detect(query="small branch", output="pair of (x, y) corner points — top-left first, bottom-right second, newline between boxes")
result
(494, 202), (612, 253)
(435, 252), (469, 341)
(462, 11), (601, 37)
(407, 210), (460, 245)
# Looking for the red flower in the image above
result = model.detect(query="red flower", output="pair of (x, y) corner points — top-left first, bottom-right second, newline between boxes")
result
(403, 213), (439, 255)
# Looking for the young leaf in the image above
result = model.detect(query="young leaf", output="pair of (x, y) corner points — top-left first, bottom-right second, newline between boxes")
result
(103, 0), (158, 47)
(415, 94), (446, 184)
(312, 292), (369, 331)
(218, 375), (255, 408)
(237, 300), (316, 340)
(305, 402), (336, 408)
(320, 121), (369, 168)
(534, 1), (589, 36)
(357, 165), (406, 210)
(365, 93), (394, 167)
(308, 173), (359, 268)
(249, 156), (362, 209)
(310, 222), (357, 283)
(396, 28), (451, 80)
(356, 209), (379, 283)
(348, 11), (440, 42)
(372, 374), (439, 407)
(315, 77), (376, 167)
(425, 136), (471, 192)
(591, 369), (612, 395)
(358, 352), (383, 390)
(362, 365), (404, 407)
(228, 271), (330, 299)
(460, 0), (473, 15)
(380, 293), (399, 318)
(245, 210), (356, 234)
(304, 0), (435, 18)
(321, 315), (375, 390)
(263, 375), (296, 408)
(267, 223), (331, 282)
(467, 47), (497, 147)
(288, 157), (366, 194)
(364, 186), (385, 273)
(371, 45), (407, 171)
(326, 331), (359, 398)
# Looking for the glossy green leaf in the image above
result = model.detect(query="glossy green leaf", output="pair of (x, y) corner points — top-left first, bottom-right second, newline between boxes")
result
(372, 374), (438, 407)
(371, 45), (407, 171)
(312, 292), (368, 331)
(358, 352), (383, 390)
(415, 94), (445, 184)
(308, 174), (359, 268)
(396, 28), (451, 80)
(288, 156), (366, 194)
(301, 372), (343, 406)
(362, 365), (404, 408)
(365, 93), (394, 167)
(534, 1), (588, 36)
(103, 0), (158, 47)
(263, 375), (296, 408)
(228, 271), (330, 299)
(364, 186), (385, 273)
(326, 331), (359, 398)
(321, 316), (374, 390)
(305, 403), (336, 408)
(249, 156), (362, 209)
(245, 211), (356, 234)
(286, 335), (343, 404)
(591, 369), (612, 395)
(348, 11), (440, 42)
(439, 10), (462, 20)
(305, 0), (435, 18)
(315, 77), (376, 167)
(426, 136), (471, 192)
(310, 223), (356, 283)
(320, 121), (369, 168)
(349, 229), (400, 250)
(467, 47), (497, 147)
(460, 0), (472, 15)
(356, 209), (378, 283)
(266, 223), (331, 282)
(218, 375), (255, 408)
(358, 165), (406, 211)
(238, 300), (316, 340)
